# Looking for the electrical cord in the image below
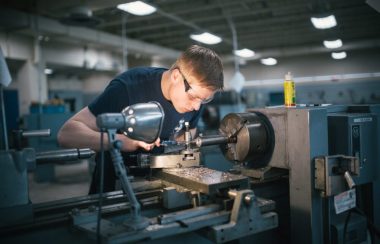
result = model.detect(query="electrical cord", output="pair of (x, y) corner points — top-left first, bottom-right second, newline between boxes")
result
(354, 207), (380, 242)
(343, 209), (352, 244)
(343, 207), (380, 244)
(96, 130), (105, 244)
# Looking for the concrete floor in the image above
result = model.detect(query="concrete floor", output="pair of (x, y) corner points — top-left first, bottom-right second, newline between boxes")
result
(29, 160), (91, 203)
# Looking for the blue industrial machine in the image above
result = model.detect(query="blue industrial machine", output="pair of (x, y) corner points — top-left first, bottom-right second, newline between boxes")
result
(0, 128), (94, 228)
(0, 104), (379, 244)
(24, 112), (74, 182)
(248, 105), (380, 244)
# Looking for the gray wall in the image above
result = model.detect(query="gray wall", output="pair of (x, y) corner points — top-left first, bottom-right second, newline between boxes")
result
(242, 80), (380, 108)
(222, 47), (380, 107)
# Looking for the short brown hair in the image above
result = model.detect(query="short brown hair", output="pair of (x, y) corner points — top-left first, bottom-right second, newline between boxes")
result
(172, 45), (224, 90)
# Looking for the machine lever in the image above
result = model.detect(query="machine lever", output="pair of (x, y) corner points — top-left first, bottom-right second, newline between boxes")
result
(22, 129), (51, 137)
(344, 171), (356, 189)
(13, 129), (51, 150)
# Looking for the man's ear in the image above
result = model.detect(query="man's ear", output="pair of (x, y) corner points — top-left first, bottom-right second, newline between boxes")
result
(170, 69), (180, 84)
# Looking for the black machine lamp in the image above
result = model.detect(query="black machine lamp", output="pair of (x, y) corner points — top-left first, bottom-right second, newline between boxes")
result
(96, 101), (165, 143)
(95, 101), (165, 231)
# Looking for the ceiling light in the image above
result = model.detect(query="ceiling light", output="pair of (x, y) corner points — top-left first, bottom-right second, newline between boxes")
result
(60, 6), (101, 27)
(44, 68), (53, 75)
(310, 15), (337, 29)
(190, 32), (222, 45)
(234, 48), (255, 58)
(117, 1), (157, 16)
(323, 39), (343, 49)
(260, 58), (277, 66)
(331, 52), (347, 60)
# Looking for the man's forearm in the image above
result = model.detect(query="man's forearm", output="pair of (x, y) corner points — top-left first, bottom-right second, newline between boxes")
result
(57, 120), (106, 151)
(57, 120), (151, 152)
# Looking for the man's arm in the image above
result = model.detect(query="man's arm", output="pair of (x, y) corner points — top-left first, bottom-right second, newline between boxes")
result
(57, 107), (159, 152)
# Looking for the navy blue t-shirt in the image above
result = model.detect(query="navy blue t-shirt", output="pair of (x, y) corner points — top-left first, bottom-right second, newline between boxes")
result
(88, 67), (203, 193)
(88, 67), (201, 140)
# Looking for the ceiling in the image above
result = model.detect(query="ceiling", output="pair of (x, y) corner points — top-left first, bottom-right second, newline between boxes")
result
(2, 0), (380, 60)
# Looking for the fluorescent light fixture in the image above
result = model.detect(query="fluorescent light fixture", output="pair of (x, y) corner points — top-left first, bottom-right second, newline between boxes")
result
(117, 1), (156, 16)
(190, 32), (222, 45)
(44, 68), (53, 75)
(323, 39), (342, 49)
(310, 15), (337, 29)
(234, 48), (255, 58)
(260, 58), (277, 66)
(331, 51), (347, 60)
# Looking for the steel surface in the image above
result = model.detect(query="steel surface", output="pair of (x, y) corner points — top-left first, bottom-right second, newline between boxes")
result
(157, 167), (249, 194)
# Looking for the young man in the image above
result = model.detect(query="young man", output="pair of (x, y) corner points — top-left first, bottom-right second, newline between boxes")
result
(57, 45), (224, 194)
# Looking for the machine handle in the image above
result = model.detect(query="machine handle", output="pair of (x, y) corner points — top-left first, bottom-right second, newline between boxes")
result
(13, 129), (51, 150)
(22, 129), (51, 137)
(344, 171), (356, 189)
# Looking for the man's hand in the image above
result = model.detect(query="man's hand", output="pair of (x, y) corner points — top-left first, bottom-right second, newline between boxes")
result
(117, 135), (160, 152)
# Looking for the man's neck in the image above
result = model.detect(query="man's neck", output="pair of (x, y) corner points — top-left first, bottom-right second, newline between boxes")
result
(161, 70), (171, 101)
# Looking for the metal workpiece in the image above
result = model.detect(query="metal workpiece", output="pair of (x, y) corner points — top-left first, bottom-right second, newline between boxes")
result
(161, 140), (186, 154)
(192, 134), (232, 147)
(156, 167), (249, 195)
(35, 148), (95, 164)
(149, 151), (200, 168)
(219, 112), (275, 168)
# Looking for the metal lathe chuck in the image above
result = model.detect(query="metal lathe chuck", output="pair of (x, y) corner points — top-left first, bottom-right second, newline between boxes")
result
(220, 112), (275, 168)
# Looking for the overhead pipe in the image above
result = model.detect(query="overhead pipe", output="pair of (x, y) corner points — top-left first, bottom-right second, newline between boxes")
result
(0, 8), (181, 60)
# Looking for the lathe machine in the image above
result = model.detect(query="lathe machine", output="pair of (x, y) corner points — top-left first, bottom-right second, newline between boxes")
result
(0, 104), (379, 244)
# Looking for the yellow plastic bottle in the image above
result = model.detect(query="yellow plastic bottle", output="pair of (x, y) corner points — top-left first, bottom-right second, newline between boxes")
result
(284, 72), (296, 107)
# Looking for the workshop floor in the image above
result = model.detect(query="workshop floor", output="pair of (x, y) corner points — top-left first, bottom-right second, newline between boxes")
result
(28, 160), (92, 203)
